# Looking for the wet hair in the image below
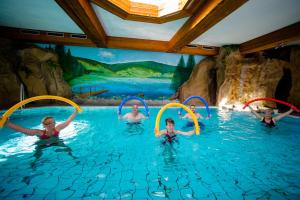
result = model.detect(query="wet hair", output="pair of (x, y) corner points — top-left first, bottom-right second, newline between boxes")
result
(190, 104), (196, 108)
(165, 118), (175, 125)
(42, 116), (54, 125)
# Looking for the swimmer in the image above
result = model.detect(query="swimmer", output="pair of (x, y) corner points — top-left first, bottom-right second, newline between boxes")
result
(2, 109), (78, 139)
(118, 104), (148, 123)
(158, 118), (194, 144)
(247, 105), (294, 128)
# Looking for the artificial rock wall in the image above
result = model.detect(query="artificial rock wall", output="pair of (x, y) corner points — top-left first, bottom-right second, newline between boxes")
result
(177, 46), (300, 109)
(0, 38), (71, 108)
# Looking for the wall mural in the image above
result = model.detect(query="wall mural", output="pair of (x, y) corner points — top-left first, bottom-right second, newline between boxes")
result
(38, 44), (204, 100)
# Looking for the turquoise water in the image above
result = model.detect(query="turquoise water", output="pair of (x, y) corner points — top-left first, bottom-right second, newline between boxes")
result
(72, 77), (175, 99)
(0, 107), (299, 199)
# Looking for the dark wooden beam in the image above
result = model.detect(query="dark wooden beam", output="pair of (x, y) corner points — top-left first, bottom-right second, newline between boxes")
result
(55, 0), (107, 47)
(168, 0), (248, 52)
(107, 36), (219, 55)
(0, 26), (218, 55)
(183, 0), (208, 16)
(180, 46), (219, 56)
(0, 26), (96, 47)
(107, 36), (168, 52)
(240, 22), (300, 54)
(92, 0), (128, 19)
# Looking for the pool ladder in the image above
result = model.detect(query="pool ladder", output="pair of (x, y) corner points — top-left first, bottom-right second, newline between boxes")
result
(20, 83), (25, 110)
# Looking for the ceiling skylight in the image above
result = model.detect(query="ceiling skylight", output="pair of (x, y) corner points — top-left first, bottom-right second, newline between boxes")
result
(108, 0), (189, 17)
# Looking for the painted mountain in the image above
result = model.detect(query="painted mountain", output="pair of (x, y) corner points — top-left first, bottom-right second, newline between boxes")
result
(69, 57), (177, 99)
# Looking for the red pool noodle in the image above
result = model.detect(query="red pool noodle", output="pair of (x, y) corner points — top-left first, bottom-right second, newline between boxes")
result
(243, 98), (300, 112)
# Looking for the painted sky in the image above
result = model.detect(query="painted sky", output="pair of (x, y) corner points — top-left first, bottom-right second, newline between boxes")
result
(38, 44), (204, 66)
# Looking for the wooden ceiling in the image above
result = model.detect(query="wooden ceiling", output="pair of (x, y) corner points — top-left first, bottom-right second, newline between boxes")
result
(240, 21), (300, 54)
(0, 0), (299, 56)
(92, 0), (203, 24)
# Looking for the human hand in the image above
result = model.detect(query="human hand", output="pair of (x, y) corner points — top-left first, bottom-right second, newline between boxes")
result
(0, 116), (8, 126)
(154, 128), (160, 136)
(291, 106), (300, 112)
(188, 130), (195, 135)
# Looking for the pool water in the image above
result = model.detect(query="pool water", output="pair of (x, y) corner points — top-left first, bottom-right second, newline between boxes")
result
(0, 107), (299, 199)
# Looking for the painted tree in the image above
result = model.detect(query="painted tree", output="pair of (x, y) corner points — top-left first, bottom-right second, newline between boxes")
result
(55, 45), (65, 58)
(54, 45), (84, 80)
(182, 54), (195, 82)
(171, 55), (185, 90)
(55, 45), (67, 71)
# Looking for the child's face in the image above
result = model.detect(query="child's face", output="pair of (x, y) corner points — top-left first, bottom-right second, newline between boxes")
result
(166, 122), (174, 131)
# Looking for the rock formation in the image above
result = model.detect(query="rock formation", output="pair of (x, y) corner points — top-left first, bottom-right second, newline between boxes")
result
(0, 38), (71, 108)
(0, 39), (21, 108)
(217, 50), (289, 108)
(288, 46), (300, 108)
(176, 58), (216, 105)
(176, 46), (300, 110)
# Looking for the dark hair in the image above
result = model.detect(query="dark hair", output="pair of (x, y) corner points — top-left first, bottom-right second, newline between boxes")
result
(190, 104), (195, 107)
(165, 118), (174, 125)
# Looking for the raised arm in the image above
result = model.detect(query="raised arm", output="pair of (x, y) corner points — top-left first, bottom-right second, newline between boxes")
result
(273, 108), (293, 122)
(118, 114), (123, 120)
(197, 113), (204, 119)
(140, 113), (148, 120)
(181, 113), (189, 120)
(4, 120), (42, 136)
(248, 105), (262, 119)
(56, 110), (78, 131)
(175, 130), (194, 136)
(119, 113), (129, 120)
(158, 129), (167, 136)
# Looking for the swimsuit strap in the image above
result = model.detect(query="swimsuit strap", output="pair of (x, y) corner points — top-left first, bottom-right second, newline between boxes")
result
(166, 129), (175, 135)
(165, 130), (176, 142)
(262, 117), (275, 127)
(53, 128), (59, 136)
(41, 129), (60, 139)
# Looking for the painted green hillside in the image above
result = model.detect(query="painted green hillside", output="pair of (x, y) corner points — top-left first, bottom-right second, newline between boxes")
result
(76, 57), (114, 75)
(74, 57), (175, 78)
(108, 61), (176, 74)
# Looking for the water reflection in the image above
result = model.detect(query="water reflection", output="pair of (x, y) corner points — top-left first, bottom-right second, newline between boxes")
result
(161, 141), (179, 168)
(31, 137), (79, 169)
(123, 122), (145, 136)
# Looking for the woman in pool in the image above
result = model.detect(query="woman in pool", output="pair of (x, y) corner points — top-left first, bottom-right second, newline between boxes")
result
(2, 109), (78, 139)
(159, 118), (194, 144)
(2, 109), (79, 167)
(247, 105), (294, 128)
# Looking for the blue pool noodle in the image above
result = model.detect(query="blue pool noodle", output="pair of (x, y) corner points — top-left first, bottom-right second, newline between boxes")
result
(178, 95), (211, 117)
(118, 96), (150, 117)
